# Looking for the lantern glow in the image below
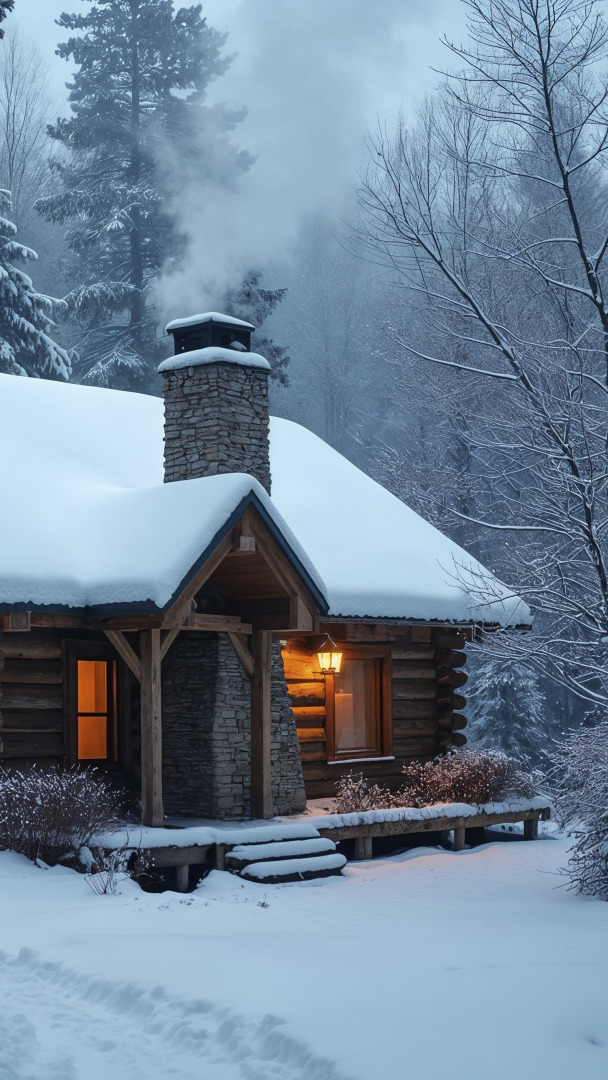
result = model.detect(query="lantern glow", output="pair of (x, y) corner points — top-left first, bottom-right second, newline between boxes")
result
(317, 636), (343, 675)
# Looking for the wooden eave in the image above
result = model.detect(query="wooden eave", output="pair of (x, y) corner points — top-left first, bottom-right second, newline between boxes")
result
(0, 493), (328, 633)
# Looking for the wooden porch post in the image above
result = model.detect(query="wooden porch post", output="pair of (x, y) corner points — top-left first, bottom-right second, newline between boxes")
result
(250, 627), (273, 819)
(140, 628), (163, 827)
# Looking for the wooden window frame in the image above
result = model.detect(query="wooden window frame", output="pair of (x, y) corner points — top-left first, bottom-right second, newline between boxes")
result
(64, 640), (119, 766)
(325, 645), (392, 763)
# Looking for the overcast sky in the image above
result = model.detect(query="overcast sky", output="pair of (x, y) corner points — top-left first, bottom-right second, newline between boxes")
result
(13, 0), (469, 310)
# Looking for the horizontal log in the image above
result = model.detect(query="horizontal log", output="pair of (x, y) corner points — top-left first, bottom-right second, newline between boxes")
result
(300, 744), (326, 763)
(297, 727), (326, 743)
(392, 700), (438, 721)
(437, 693), (466, 712)
(1, 731), (64, 758)
(451, 713), (468, 731)
(391, 679), (437, 701)
(0, 635), (62, 660)
(393, 736), (439, 758)
(435, 650), (467, 669)
(391, 647), (435, 661)
(1, 709), (64, 733)
(286, 680), (325, 708)
(302, 758), (405, 782)
(393, 718), (440, 739)
(31, 613), (86, 629)
(0, 756), (63, 771)
(291, 705), (326, 721)
(392, 661), (436, 680)
(0, 660), (62, 684)
(316, 807), (550, 842)
(411, 627), (432, 643)
(282, 658), (320, 681)
(433, 631), (467, 649)
(346, 624), (412, 642)
(450, 731), (468, 747)
(1, 686), (63, 710)
(437, 669), (468, 689)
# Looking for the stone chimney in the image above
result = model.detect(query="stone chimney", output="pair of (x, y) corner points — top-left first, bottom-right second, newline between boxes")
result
(158, 311), (272, 493)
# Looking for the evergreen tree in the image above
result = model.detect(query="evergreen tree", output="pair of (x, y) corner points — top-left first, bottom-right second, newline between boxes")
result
(37, 0), (243, 390)
(0, 189), (71, 379)
(0, 1), (14, 39)
(466, 655), (550, 766)
(223, 271), (290, 386)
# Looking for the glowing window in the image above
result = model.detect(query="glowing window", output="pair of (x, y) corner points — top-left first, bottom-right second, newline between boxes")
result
(77, 660), (110, 760)
(332, 659), (380, 755)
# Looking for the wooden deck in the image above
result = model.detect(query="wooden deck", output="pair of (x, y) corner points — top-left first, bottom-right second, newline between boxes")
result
(119, 802), (551, 890)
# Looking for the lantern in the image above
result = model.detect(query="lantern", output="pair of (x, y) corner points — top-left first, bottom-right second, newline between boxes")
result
(317, 635), (343, 675)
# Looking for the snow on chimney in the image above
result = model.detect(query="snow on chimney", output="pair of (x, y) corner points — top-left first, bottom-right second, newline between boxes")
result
(158, 312), (272, 493)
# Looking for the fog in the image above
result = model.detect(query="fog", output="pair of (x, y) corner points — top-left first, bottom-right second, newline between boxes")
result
(14, 0), (468, 313)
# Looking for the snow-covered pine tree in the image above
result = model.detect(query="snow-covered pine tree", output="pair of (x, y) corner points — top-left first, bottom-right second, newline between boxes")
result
(0, 189), (71, 379)
(36, 0), (247, 391)
(466, 654), (550, 765)
(0, 1), (14, 39)
(223, 271), (290, 387)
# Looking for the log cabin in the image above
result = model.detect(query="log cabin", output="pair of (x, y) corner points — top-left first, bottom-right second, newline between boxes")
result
(0, 312), (530, 826)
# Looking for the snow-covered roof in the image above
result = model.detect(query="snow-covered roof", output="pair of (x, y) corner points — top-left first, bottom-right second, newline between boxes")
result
(165, 311), (255, 332)
(0, 374), (530, 625)
(158, 347), (270, 374)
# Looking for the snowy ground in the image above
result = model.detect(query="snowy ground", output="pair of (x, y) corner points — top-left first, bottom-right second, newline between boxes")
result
(0, 831), (606, 1080)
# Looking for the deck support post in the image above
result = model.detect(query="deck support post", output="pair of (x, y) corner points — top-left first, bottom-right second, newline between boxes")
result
(524, 817), (539, 840)
(354, 835), (373, 860)
(250, 628), (273, 819)
(175, 865), (189, 892)
(140, 628), (163, 827)
(453, 827), (466, 851)
(215, 844), (226, 870)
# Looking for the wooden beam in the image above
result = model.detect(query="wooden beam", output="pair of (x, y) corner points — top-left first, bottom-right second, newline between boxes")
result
(250, 627), (273, 819)
(183, 613), (253, 635)
(161, 533), (234, 627)
(104, 630), (141, 682)
(227, 632), (255, 679)
(160, 625), (182, 661)
(140, 629), (163, 827)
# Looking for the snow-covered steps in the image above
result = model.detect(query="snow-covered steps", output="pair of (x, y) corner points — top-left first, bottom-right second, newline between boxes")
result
(225, 832), (346, 883)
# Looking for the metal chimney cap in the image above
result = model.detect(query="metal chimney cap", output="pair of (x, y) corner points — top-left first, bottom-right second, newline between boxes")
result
(165, 311), (255, 334)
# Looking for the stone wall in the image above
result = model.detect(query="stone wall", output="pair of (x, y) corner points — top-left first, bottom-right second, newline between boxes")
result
(161, 362), (271, 493)
(161, 635), (306, 819)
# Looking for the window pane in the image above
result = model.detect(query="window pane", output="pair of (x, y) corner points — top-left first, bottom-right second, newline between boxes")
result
(78, 660), (107, 714)
(78, 715), (108, 760)
(334, 659), (377, 752)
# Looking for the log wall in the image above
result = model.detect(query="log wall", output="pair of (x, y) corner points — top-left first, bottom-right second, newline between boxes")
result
(0, 631), (66, 768)
(282, 623), (468, 800)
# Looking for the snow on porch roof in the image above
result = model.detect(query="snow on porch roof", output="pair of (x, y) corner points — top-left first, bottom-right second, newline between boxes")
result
(0, 374), (530, 625)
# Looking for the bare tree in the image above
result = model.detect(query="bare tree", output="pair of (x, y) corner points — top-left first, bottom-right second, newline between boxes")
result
(0, 25), (54, 227)
(359, 0), (608, 706)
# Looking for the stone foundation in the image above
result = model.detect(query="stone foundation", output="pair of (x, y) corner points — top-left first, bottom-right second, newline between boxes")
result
(161, 635), (306, 819)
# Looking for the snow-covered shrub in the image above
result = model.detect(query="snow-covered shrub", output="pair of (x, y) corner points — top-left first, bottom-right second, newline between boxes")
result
(548, 720), (608, 900)
(333, 773), (401, 813)
(400, 749), (534, 807)
(0, 766), (125, 867)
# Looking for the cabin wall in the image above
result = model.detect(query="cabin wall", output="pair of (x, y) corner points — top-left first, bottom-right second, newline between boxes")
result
(0, 631), (66, 768)
(282, 623), (468, 800)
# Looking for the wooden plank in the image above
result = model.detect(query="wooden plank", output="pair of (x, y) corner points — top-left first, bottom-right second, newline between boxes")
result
(140, 629), (163, 827)
(30, 613), (86, 629)
(346, 623), (413, 643)
(0, 660), (62, 684)
(161, 533), (234, 628)
(1, 686), (63, 710)
(149, 844), (213, 868)
(391, 699), (438, 720)
(300, 744), (326, 763)
(391, 661), (436, 680)
(291, 705), (326, 721)
(6, 612), (31, 632)
(391, 647), (435, 660)
(1, 709), (64, 733)
(391, 680), (437, 701)
(184, 613), (253, 635)
(392, 718), (440, 738)
(227, 632), (254, 679)
(411, 626), (432, 643)
(315, 807), (550, 842)
(392, 736), (439, 758)
(250, 628), (273, 819)
(104, 630), (141, 682)
(0, 635), (62, 660)
(296, 727), (326, 743)
(289, 595), (314, 631)
(433, 631), (467, 649)
(1, 731), (64, 757)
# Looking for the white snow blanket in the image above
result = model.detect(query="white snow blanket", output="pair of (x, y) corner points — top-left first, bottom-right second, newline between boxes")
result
(0, 833), (606, 1080)
(0, 373), (530, 624)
